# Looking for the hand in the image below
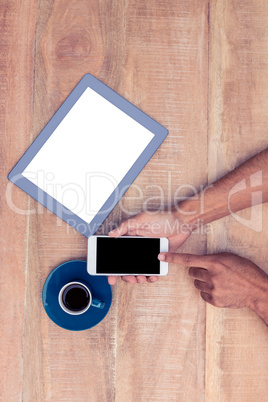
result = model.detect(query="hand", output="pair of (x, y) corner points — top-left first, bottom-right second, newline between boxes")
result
(107, 209), (192, 285)
(158, 251), (268, 324)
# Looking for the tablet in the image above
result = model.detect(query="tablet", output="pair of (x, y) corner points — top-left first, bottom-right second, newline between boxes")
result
(8, 74), (168, 237)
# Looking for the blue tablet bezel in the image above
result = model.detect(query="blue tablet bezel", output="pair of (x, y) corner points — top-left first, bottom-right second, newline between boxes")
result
(8, 74), (168, 237)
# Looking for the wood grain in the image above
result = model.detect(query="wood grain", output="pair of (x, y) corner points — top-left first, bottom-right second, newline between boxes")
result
(23, 1), (117, 400)
(114, 1), (208, 400)
(1, 0), (268, 401)
(0, 1), (37, 400)
(207, 1), (268, 401)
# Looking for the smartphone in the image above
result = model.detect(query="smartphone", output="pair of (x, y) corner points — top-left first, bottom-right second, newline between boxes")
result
(87, 235), (169, 276)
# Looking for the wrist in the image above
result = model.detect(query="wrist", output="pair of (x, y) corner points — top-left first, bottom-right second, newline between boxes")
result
(172, 198), (202, 231)
(248, 278), (268, 325)
(173, 183), (237, 230)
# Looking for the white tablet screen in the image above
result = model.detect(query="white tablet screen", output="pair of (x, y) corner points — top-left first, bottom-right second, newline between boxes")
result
(22, 88), (154, 223)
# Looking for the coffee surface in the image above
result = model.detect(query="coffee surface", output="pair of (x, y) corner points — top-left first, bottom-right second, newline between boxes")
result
(63, 284), (90, 311)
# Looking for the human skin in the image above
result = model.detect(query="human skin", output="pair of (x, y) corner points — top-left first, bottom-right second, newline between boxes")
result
(108, 148), (268, 322)
(158, 252), (268, 326)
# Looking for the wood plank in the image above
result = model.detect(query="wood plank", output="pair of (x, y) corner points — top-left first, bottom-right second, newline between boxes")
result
(22, 1), (119, 400)
(114, 1), (208, 400)
(207, 1), (268, 400)
(0, 1), (37, 400)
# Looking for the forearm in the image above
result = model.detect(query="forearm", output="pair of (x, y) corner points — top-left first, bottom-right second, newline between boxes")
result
(176, 148), (268, 227)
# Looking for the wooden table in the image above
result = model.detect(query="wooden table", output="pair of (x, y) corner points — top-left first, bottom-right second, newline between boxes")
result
(1, 1), (268, 400)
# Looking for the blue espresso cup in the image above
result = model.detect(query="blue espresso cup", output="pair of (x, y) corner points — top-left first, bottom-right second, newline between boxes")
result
(58, 280), (105, 315)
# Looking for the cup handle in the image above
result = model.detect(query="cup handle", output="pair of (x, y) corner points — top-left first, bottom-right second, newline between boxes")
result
(91, 298), (105, 309)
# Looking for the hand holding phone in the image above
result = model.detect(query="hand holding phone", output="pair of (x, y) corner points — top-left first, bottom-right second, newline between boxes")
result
(106, 210), (191, 284)
(87, 236), (169, 277)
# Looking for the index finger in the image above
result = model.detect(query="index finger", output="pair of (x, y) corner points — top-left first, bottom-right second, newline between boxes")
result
(158, 252), (215, 269)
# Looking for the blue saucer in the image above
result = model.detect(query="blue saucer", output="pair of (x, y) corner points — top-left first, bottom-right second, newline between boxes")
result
(42, 260), (112, 331)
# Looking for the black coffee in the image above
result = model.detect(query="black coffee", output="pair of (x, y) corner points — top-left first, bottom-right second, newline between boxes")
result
(62, 284), (90, 311)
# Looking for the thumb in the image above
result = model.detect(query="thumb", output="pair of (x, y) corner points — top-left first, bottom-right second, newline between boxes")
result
(158, 252), (212, 268)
